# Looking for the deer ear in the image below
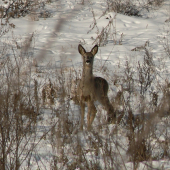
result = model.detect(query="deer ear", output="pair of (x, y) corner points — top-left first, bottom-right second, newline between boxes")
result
(78, 44), (86, 56)
(91, 45), (98, 56)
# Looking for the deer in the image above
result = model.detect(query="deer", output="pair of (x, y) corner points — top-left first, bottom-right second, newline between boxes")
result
(77, 44), (116, 130)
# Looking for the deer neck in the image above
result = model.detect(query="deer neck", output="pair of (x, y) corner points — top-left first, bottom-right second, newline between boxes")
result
(82, 66), (93, 83)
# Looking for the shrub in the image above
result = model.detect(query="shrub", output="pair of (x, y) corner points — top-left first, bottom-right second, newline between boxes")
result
(105, 0), (165, 17)
(0, 0), (51, 19)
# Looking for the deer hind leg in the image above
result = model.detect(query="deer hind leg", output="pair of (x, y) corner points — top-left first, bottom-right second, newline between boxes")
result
(87, 101), (97, 130)
(80, 102), (85, 130)
(101, 96), (116, 123)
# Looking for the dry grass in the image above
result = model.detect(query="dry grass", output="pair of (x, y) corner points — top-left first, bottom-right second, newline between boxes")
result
(1, 32), (170, 170)
(0, 1), (170, 170)
(105, 0), (165, 16)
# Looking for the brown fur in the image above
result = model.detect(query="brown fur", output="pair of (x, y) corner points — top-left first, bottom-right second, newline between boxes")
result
(77, 44), (116, 130)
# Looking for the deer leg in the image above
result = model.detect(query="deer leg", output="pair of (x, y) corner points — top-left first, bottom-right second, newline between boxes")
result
(87, 101), (97, 130)
(101, 96), (116, 123)
(80, 102), (85, 130)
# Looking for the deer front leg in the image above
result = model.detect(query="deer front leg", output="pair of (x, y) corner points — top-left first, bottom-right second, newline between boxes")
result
(80, 102), (85, 130)
(87, 101), (97, 130)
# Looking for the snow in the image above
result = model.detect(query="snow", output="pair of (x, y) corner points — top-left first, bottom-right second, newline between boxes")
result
(1, 0), (170, 169)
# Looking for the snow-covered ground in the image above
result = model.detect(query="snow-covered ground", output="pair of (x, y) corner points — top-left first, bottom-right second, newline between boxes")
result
(1, 0), (170, 169)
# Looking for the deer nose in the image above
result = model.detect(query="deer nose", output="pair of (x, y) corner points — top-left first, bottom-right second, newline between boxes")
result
(86, 59), (90, 64)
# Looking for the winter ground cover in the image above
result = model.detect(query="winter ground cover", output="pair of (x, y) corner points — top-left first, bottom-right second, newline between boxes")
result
(1, 0), (170, 169)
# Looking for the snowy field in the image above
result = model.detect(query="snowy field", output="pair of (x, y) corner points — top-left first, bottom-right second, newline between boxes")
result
(1, 0), (170, 169)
